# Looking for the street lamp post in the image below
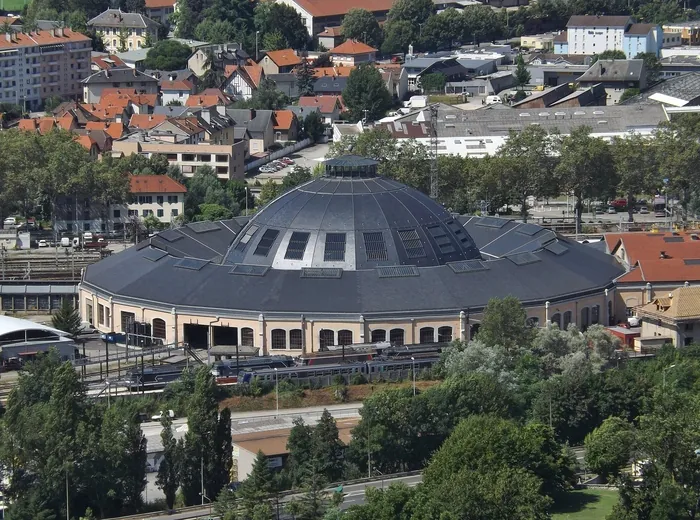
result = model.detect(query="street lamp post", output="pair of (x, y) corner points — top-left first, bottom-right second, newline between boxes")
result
(663, 364), (677, 389)
(255, 31), (260, 62)
(245, 186), (249, 216)
(411, 357), (416, 396)
(274, 367), (279, 417)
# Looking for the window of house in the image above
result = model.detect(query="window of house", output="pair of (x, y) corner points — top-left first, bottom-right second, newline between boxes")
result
(157, 196), (164, 204)
(371, 329), (386, 342)
(271, 329), (286, 349)
(419, 327), (434, 344)
(168, 195), (178, 203)
(153, 318), (166, 340)
(319, 329), (335, 350)
(216, 154), (228, 162)
(241, 327), (254, 347)
(390, 328), (405, 346)
(289, 329), (302, 349)
(338, 330), (353, 346)
(128, 210), (137, 217)
(98, 303), (105, 325)
(437, 326), (453, 343)
(142, 209), (152, 217)
(171, 209), (179, 216)
(113, 209), (121, 218)
(157, 209), (164, 217)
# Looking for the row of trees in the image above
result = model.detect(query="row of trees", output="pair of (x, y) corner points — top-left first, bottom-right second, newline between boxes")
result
(328, 114), (700, 231)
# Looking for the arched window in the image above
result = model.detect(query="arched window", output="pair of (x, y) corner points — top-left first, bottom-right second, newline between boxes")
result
(338, 330), (353, 346)
(152, 318), (166, 340)
(271, 329), (286, 349)
(608, 301), (613, 325)
(563, 311), (572, 330)
(581, 307), (590, 331)
(390, 328), (404, 346)
(437, 326), (453, 343)
(289, 329), (303, 350)
(470, 323), (480, 339)
(592, 305), (600, 325)
(419, 327), (434, 344)
(550, 313), (561, 329)
(241, 327), (254, 347)
(319, 329), (334, 350)
(371, 329), (386, 343)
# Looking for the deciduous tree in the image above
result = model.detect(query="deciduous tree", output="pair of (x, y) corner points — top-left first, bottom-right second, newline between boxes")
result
(341, 9), (383, 48)
(584, 417), (635, 481)
(343, 64), (392, 122)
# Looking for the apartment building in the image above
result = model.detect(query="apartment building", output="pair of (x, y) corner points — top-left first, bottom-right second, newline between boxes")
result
(0, 28), (91, 111)
(81, 67), (159, 103)
(113, 132), (246, 180)
(144, 0), (177, 24)
(556, 15), (662, 58)
(88, 9), (160, 53)
(112, 174), (186, 224)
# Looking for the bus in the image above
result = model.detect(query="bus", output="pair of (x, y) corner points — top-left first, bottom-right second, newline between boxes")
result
(653, 196), (666, 218)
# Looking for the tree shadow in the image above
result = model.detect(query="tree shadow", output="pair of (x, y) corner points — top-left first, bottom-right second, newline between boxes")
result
(551, 490), (602, 514)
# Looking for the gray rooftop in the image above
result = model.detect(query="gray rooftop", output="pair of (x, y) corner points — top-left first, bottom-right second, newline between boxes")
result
(578, 59), (645, 83)
(225, 109), (274, 136)
(81, 67), (158, 85)
(115, 48), (150, 63)
(313, 76), (347, 93)
(88, 9), (159, 29)
(620, 72), (700, 105)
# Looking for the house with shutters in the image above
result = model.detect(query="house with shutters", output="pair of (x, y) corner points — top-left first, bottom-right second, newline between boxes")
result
(222, 62), (265, 101)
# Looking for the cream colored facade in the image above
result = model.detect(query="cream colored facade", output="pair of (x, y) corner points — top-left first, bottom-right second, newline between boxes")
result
(78, 284), (614, 355)
(520, 34), (555, 51)
(111, 193), (184, 224)
(112, 139), (246, 180)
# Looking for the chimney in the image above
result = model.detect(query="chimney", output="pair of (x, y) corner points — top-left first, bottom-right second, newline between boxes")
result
(57, 27), (64, 37)
(660, 250), (668, 259)
(5, 33), (11, 42)
(169, 73), (176, 81)
(50, 28), (55, 37)
(646, 282), (652, 302)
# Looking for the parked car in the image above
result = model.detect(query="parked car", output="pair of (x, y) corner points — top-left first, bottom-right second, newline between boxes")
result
(595, 208), (604, 215)
(38, 239), (48, 248)
(3, 217), (16, 228)
(78, 322), (98, 335)
(281, 157), (295, 165)
(607, 206), (617, 214)
(640, 206), (649, 214)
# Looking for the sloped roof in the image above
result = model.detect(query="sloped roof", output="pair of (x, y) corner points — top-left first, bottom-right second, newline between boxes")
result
(81, 67), (158, 85)
(298, 95), (344, 114)
(160, 79), (195, 91)
(313, 66), (354, 78)
(128, 114), (167, 130)
(273, 110), (295, 130)
(578, 59), (645, 83)
(130, 174), (187, 194)
(92, 54), (127, 70)
(85, 121), (124, 139)
(145, 0), (176, 7)
(18, 115), (75, 134)
(330, 40), (378, 55)
(0, 315), (69, 338)
(0, 28), (90, 50)
(87, 8), (159, 29)
(638, 286), (700, 320)
(567, 15), (631, 28)
(289, 0), (393, 17)
(620, 72), (700, 106)
(318, 26), (343, 37)
(264, 49), (302, 67)
(625, 23), (656, 35)
(75, 134), (97, 151)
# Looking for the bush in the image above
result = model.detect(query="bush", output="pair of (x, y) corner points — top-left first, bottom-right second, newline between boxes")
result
(333, 385), (349, 402)
(351, 373), (367, 385)
(332, 375), (347, 386)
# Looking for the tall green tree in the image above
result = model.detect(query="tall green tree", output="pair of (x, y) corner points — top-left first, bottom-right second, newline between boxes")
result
(240, 78), (290, 110)
(555, 126), (615, 233)
(311, 409), (344, 484)
(477, 296), (533, 354)
(341, 8), (383, 48)
(611, 133), (659, 222)
(238, 451), (275, 518)
(419, 72), (446, 94)
(257, 179), (281, 206)
(286, 418), (314, 487)
(635, 52), (662, 84)
(387, 0), (434, 26)
(514, 54), (531, 89)
(295, 60), (315, 97)
(343, 64), (392, 122)
(144, 40), (193, 70)
(254, 2), (309, 50)
(52, 299), (82, 337)
(584, 416), (635, 481)
(303, 111), (325, 142)
(655, 122), (700, 222)
(157, 414), (181, 510)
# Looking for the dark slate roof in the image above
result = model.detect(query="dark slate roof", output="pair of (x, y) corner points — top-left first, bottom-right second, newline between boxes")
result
(81, 67), (159, 85)
(620, 72), (700, 105)
(225, 109), (273, 136)
(578, 59), (645, 83)
(88, 9), (159, 29)
(567, 15), (631, 27)
(313, 76), (347, 93)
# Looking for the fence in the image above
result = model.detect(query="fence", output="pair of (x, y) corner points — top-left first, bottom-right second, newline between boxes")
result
(244, 138), (313, 172)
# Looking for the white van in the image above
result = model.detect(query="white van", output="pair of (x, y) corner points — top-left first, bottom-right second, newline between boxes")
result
(3, 217), (16, 228)
(60, 237), (71, 247)
(83, 232), (93, 243)
(486, 95), (502, 105)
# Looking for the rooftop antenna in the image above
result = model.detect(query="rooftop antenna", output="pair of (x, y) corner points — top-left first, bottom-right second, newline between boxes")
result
(429, 103), (439, 200)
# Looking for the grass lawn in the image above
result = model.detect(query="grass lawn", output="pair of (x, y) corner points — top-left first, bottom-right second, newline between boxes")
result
(551, 489), (619, 520)
(0, 0), (28, 12)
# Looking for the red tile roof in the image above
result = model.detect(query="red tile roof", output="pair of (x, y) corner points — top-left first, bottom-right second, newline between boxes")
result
(75, 134), (97, 151)
(318, 26), (343, 37)
(0, 28), (90, 50)
(264, 49), (302, 67)
(312, 66), (354, 78)
(18, 115), (76, 134)
(185, 89), (233, 107)
(273, 110), (295, 131)
(160, 79), (195, 91)
(290, 0), (393, 17)
(330, 40), (377, 55)
(128, 114), (167, 130)
(91, 54), (126, 70)
(129, 175), (187, 194)
(145, 0), (176, 7)
(298, 95), (345, 114)
(81, 103), (126, 121)
(85, 121), (124, 140)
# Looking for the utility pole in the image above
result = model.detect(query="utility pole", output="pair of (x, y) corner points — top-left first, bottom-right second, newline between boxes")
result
(429, 103), (439, 200)
(65, 469), (69, 520)
(201, 456), (205, 506)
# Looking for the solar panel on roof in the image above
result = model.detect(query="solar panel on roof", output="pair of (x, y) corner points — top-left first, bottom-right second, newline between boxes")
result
(253, 229), (280, 257)
(516, 223), (542, 236)
(684, 259), (700, 265)
(475, 217), (508, 229)
(507, 252), (541, 266)
(235, 224), (259, 252)
(398, 229), (426, 259)
(324, 233), (346, 262)
(378, 266), (419, 278)
(143, 248), (168, 262)
(158, 229), (184, 243)
(188, 221), (220, 233)
(364, 232), (388, 261)
(301, 267), (343, 278)
(663, 236), (684, 243)
(544, 242), (568, 256)
(284, 232), (310, 260)
(229, 264), (269, 276)
(174, 257), (209, 271)
(448, 260), (489, 273)
(426, 224), (456, 255)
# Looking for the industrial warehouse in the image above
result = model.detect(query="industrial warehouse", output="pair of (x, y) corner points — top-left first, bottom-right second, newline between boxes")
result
(79, 156), (624, 355)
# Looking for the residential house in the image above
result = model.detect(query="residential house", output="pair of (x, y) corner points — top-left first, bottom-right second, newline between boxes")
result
(87, 9), (160, 53)
(114, 48), (150, 70)
(144, 0), (177, 24)
(113, 174), (186, 225)
(226, 108), (276, 155)
(276, 0), (393, 38)
(285, 104), (320, 124)
(51, 101), (101, 126)
(662, 21), (700, 45)
(273, 110), (299, 141)
(298, 95), (344, 124)
(0, 28), (91, 111)
(330, 40), (377, 66)
(222, 61), (264, 101)
(18, 114), (77, 134)
(636, 286), (700, 350)
(268, 73), (298, 98)
(259, 49), (302, 75)
(85, 121), (124, 140)
(81, 67), (159, 103)
(188, 44), (248, 77)
(555, 15), (662, 58)
(128, 113), (167, 130)
(149, 117), (206, 144)
(312, 75), (346, 95)
(113, 131), (247, 179)
(317, 26), (343, 50)
(520, 33), (555, 51)
(74, 134), (102, 157)
(444, 70), (515, 97)
(160, 78), (195, 105)
(91, 53), (127, 72)
(185, 88), (234, 107)
(403, 57), (474, 92)
(74, 128), (114, 156)
(376, 64), (409, 100)
(605, 231), (700, 324)
(98, 88), (158, 114)
(577, 59), (647, 105)
(81, 102), (130, 123)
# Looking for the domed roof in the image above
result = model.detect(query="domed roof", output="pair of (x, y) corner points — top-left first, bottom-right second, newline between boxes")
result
(224, 157), (481, 271)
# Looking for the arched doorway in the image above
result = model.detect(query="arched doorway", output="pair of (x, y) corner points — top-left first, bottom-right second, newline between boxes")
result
(371, 329), (387, 343)
(389, 328), (404, 346)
